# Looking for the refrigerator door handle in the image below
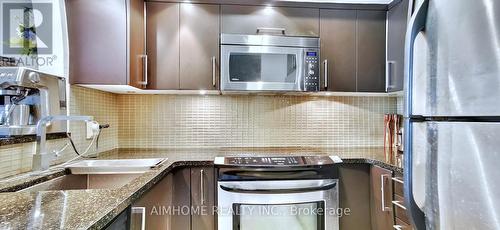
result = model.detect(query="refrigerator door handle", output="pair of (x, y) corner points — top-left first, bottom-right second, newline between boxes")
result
(403, 0), (429, 229)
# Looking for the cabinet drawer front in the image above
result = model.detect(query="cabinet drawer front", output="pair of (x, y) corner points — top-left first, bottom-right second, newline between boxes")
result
(394, 194), (410, 224)
(395, 217), (412, 229)
(222, 5), (319, 36)
(393, 177), (404, 197)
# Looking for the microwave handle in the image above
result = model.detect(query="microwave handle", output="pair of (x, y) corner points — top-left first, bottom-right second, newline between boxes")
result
(256, 27), (286, 35)
(219, 182), (336, 194)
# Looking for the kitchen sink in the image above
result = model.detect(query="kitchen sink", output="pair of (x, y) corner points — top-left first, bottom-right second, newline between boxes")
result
(21, 173), (141, 192)
(20, 158), (167, 192)
(65, 158), (167, 174)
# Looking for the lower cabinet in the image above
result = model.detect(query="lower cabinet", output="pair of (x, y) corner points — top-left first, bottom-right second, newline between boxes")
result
(190, 167), (216, 230)
(370, 165), (395, 230)
(392, 173), (413, 229)
(130, 166), (215, 230)
(338, 164), (372, 230)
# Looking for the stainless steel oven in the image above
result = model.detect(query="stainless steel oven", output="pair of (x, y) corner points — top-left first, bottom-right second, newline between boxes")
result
(220, 34), (320, 92)
(215, 156), (342, 230)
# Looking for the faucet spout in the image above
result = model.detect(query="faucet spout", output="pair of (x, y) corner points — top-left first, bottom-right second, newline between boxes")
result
(33, 115), (94, 171)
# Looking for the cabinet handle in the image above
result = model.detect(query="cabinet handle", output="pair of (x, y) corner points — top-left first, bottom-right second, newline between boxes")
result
(256, 27), (286, 35)
(392, 201), (407, 210)
(211, 56), (216, 87)
(403, 0), (429, 229)
(131, 207), (146, 230)
(139, 55), (148, 87)
(200, 169), (205, 206)
(391, 177), (404, 184)
(323, 59), (328, 89)
(381, 174), (392, 212)
(386, 61), (396, 92)
(393, 225), (404, 230)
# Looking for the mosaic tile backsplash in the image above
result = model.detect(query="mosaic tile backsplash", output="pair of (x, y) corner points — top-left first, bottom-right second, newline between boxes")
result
(0, 86), (397, 179)
(0, 86), (119, 179)
(118, 94), (397, 153)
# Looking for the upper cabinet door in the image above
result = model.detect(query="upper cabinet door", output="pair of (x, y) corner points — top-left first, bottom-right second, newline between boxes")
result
(221, 5), (319, 37)
(179, 4), (220, 90)
(356, 10), (386, 92)
(66, 0), (127, 85)
(320, 9), (357, 92)
(129, 0), (146, 89)
(386, 0), (409, 92)
(146, 2), (180, 90)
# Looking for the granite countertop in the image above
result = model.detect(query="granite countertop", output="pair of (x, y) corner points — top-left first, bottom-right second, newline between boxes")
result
(0, 147), (402, 229)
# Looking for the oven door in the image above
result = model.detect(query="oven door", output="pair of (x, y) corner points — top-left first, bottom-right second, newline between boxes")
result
(217, 179), (339, 230)
(220, 45), (305, 91)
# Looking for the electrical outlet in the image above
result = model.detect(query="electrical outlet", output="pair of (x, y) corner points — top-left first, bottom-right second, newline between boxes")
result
(86, 121), (94, 140)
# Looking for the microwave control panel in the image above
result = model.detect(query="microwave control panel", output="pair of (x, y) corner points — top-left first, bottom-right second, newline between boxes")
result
(304, 50), (320, 91)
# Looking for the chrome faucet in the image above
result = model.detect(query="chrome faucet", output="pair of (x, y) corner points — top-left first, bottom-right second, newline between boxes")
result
(32, 115), (94, 171)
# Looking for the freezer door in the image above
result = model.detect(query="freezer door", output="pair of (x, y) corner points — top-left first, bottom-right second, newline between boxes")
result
(413, 122), (500, 229)
(411, 0), (500, 116)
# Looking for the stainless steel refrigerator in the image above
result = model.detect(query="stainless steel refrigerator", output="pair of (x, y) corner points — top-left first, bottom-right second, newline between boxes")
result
(403, 0), (500, 229)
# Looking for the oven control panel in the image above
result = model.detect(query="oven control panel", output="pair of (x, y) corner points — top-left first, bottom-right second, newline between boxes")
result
(304, 49), (320, 91)
(217, 156), (341, 166)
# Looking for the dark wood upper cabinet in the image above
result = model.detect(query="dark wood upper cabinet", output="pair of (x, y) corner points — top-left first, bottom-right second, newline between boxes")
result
(147, 3), (220, 90)
(320, 9), (387, 93)
(320, 9), (357, 92)
(356, 10), (387, 92)
(179, 4), (220, 90)
(222, 5), (319, 36)
(66, 0), (145, 88)
(146, 2), (180, 90)
(386, 0), (410, 92)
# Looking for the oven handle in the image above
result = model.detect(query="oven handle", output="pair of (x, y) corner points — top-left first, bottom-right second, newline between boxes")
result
(219, 179), (337, 194)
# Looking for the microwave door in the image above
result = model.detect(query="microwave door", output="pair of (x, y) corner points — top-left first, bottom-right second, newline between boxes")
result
(221, 45), (304, 91)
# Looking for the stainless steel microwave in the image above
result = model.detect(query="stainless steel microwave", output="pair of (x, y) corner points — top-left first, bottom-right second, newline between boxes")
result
(220, 34), (320, 92)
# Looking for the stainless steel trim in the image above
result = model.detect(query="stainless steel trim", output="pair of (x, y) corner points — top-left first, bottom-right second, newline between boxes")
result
(221, 34), (320, 48)
(323, 59), (328, 89)
(211, 56), (216, 87)
(392, 200), (407, 210)
(139, 55), (148, 86)
(66, 158), (167, 174)
(256, 27), (286, 35)
(200, 169), (205, 205)
(219, 179), (336, 192)
(386, 61), (395, 92)
(381, 174), (392, 212)
(403, 0), (429, 228)
(132, 206), (146, 230)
